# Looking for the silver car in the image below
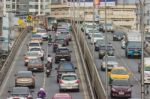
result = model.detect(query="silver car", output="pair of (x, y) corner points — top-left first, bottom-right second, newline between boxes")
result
(59, 73), (80, 92)
(101, 56), (118, 71)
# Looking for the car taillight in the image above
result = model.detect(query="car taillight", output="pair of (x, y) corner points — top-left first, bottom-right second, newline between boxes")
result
(59, 80), (64, 84)
(27, 95), (33, 99)
(127, 88), (131, 92)
(112, 88), (116, 91)
(76, 80), (80, 83)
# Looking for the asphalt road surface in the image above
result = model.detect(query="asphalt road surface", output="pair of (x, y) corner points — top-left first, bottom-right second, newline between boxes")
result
(0, 30), (88, 99)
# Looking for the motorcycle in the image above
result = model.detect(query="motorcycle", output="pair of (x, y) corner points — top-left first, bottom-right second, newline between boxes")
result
(46, 69), (51, 77)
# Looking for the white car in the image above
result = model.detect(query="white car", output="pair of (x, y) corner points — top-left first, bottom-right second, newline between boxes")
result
(143, 57), (150, 84)
(27, 41), (41, 50)
(24, 51), (41, 66)
(91, 33), (105, 44)
(29, 47), (44, 60)
(121, 39), (126, 49)
(36, 28), (48, 40)
(101, 56), (118, 71)
(59, 73), (80, 92)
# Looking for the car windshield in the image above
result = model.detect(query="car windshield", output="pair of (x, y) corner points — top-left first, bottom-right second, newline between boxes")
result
(112, 80), (129, 86)
(127, 41), (141, 48)
(37, 29), (46, 33)
(114, 32), (124, 36)
(93, 34), (103, 37)
(59, 62), (74, 71)
(107, 57), (116, 62)
(29, 59), (41, 64)
(57, 48), (69, 53)
(29, 43), (39, 46)
(144, 66), (150, 71)
(17, 71), (32, 77)
(62, 75), (77, 81)
(112, 69), (128, 75)
(32, 35), (41, 38)
(12, 87), (29, 96)
(96, 40), (105, 45)
(100, 45), (113, 50)
(26, 52), (39, 57)
(56, 39), (64, 44)
(30, 48), (41, 51)
(89, 30), (99, 33)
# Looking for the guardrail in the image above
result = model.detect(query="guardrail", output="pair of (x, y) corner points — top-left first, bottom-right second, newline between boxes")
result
(0, 28), (27, 86)
(72, 24), (107, 99)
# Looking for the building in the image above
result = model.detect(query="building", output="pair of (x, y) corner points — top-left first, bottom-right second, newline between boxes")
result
(0, 1), (3, 35)
(49, 1), (136, 29)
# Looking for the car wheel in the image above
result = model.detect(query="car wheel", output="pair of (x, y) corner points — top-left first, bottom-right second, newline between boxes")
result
(110, 93), (114, 98)
(76, 88), (80, 92)
(24, 63), (28, 66)
(32, 84), (35, 88)
(101, 66), (105, 71)
(99, 55), (102, 59)
(59, 89), (63, 92)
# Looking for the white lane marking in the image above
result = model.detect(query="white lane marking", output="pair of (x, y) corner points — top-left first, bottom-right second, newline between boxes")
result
(73, 38), (88, 99)
(42, 41), (49, 89)
(0, 34), (29, 96)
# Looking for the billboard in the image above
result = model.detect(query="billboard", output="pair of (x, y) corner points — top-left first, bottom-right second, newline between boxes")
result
(67, 0), (116, 6)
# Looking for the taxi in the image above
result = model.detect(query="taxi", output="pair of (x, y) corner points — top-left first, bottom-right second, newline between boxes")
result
(108, 66), (131, 84)
(52, 93), (72, 99)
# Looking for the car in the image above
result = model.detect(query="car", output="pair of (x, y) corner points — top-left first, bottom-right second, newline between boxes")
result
(103, 23), (114, 33)
(52, 93), (72, 99)
(36, 28), (48, 40)
(7, 87), (33, 99)
(15, 71), (35, 88)
(53, 38), (68, 52)
(98, 43), (115, 59)
(110, 79), (133, 98)
(55, 61), (77, 83)
(87, 29), (100, 39)
(27, 58), (44, 72)
(31, 34), (43, 44)
(94, 40), (105, 51)
(101, 56), (118, 71)
(108, 66), (131, 84)
(57, 28), (72, 41)
(121, 39), (126, 49)
(138, 57), (150, 84)
(90, 33), (105, 44)
(99, 24), (104, 32)
(27, 41), (41, 50)
(113, 31), (125, 41)
(24, 51), (41, 66)
(55, 47), (71, 63)
(29, 47), (44, 61)
(55, 32), (69, 45)
(59, 73), (80, 92)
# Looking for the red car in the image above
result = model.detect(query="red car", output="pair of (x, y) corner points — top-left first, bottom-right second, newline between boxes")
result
(52, 93), (72, 99)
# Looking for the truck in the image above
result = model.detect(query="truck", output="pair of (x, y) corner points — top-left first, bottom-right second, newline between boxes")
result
(124, 30), (142, 58)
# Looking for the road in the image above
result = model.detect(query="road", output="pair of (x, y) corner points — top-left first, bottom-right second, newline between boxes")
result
(83, 28), (146, 98)
(0, 30), (87, 99)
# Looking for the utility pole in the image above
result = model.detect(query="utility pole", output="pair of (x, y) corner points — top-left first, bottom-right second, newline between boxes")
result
(139, 0), (145, 98)
(104, 0), (108, 99)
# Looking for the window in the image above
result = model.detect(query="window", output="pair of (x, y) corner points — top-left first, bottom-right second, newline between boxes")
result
(12, 4), (15, 9)
(6, 4), (10, 8)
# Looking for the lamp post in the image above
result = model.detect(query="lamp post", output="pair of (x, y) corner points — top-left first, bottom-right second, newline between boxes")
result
(104, 0), (108, 98)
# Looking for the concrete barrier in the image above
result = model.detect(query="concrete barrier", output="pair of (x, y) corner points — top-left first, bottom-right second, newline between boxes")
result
(0, 29), (27, 86)
(72, 24), (107, 99)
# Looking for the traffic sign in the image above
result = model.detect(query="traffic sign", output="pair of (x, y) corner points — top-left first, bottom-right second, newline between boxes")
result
(26, 15), (32, 22)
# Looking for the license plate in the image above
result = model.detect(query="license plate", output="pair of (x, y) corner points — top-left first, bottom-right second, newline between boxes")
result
(134, 53), (138, 55)
(119, 92), (124, 95)
(33, 68), (37, 70)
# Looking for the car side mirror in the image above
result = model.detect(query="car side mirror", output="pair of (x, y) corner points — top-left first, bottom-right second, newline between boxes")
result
(8, 90), (11, 93)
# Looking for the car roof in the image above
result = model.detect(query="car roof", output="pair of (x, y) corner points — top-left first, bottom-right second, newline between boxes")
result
(54, 93), (71, 97)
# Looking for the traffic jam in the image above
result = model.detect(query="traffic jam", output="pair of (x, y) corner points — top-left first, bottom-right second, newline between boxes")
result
(6, 21), (81, 99)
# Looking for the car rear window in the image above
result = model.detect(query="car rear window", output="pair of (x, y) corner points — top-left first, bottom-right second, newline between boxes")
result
(17, 71), (32, 77)
(62, 75), (77, 81)
(59, 63), (74, 72)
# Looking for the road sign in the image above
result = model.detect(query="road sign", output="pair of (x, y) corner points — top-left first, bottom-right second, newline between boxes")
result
(26, 15), (32, 22)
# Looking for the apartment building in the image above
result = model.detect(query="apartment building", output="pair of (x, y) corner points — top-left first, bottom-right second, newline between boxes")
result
(0, 1), (3, 35)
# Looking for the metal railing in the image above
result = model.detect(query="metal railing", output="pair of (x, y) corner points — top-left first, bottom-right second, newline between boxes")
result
(0, 28), (28, 86)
